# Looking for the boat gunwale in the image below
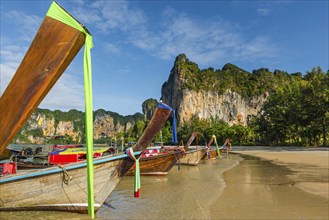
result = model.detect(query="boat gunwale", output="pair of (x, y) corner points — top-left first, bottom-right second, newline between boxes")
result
(139, 150), (181, 161)
(0, 151), (141, 184)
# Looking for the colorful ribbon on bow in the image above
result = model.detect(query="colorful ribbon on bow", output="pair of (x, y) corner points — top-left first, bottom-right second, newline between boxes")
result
(126, 147), (141, 198)
(46, 1), (94, 217)
(213, 135), (221, 158)
(157, 102), (177, 144)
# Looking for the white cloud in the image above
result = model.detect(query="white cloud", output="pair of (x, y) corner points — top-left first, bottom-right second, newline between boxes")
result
(0, 45), (25, 94)
(92, 1), (146, 32)
(69, 1), (278, 66)
(105, 43), (120, 54)
(0, 63), (17, 94)
(71, 7), (102, 25)
(39, 73), (85, 111)
(257, 8), (269, 16)
(4, 11), (42, 42)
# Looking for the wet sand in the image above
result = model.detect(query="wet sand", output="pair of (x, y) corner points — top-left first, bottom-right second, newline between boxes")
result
(212, 148), (328, 219)
(234, 149), (329, 200)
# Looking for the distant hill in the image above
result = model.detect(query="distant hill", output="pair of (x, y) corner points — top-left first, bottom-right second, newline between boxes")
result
(13, 108), (144, 145)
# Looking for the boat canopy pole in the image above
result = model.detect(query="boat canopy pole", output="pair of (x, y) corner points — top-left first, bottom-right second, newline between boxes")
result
(46, 2), (95, 218)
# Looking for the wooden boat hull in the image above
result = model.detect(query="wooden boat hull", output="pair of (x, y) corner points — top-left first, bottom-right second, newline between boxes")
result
(125, 151), (181, 176)
(202, 149), (218, 160)
(179, 148), (207, 165)
(0, 154), (134, 213)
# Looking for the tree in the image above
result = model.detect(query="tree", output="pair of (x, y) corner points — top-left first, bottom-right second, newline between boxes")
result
(301, 67), (329, 146)
(254, 66), (328, 146)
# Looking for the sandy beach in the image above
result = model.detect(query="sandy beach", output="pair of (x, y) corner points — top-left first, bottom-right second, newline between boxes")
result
(211, 148), (329, 219)
(234, 149), (329, 200)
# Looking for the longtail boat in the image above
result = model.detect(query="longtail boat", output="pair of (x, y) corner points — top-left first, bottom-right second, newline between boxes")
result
(202, 135), (231, 159)
(0, 1), (173, 214)
(125, 148), (182, 176)
(202, 135), (218, 159)
(125, 103), (181, 176)
(178, 132), (207, 166)
(0, 104), (171, 213)
(0, 104), (172, 213)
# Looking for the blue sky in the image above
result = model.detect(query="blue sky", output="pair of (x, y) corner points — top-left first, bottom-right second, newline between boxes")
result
(1, 0), (328, 115)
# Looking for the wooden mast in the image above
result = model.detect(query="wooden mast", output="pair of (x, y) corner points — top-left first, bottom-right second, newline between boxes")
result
(184, 131), (198, 151)
(0, 12), (88, 157)
(118, 105), (172, 176)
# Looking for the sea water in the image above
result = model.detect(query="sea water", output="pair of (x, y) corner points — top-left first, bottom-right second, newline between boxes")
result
(96, 155), (239, 219)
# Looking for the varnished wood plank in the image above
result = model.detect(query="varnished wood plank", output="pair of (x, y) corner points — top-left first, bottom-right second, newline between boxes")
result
(125, 151), (181, 176)
(180, 148), (207, 165)
(0, 16), (86, 156)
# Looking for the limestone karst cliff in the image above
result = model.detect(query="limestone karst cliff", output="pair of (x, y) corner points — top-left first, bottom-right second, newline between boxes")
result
(13, 108), (143, 144)
(161, 54), (269, 126)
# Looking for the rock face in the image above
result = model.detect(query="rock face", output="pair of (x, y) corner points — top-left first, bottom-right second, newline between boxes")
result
(161, 54), (268, 125)
(14, 109), (143, 144)
(93, 115), (127, 139)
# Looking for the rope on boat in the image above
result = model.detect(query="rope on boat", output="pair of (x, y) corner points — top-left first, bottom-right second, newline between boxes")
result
(58, 165), (72, 185)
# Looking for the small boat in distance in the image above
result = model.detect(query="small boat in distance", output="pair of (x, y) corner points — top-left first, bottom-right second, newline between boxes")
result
(178, 132), (207, 166)
(202, 135), (231, 160)
(125, 146), (182, 176)
(203, 135), (218, 160)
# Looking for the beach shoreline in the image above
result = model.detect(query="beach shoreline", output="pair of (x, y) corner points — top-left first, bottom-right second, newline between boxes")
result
(232, 148), (329, 200)
(209, 148), (329, 219)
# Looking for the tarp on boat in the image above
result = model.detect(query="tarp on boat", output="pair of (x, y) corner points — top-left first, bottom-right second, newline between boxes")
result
(49, 147), (113, 155)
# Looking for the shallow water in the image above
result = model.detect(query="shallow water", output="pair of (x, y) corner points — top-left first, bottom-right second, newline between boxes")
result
(97, 155), (239, 220)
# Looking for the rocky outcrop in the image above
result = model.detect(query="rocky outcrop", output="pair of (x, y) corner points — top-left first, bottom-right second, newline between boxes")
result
(171, 89), (267, 125)
(93, 115), (126, 139)
(161, 54), (268, 125)
(13, 109), (143, 144)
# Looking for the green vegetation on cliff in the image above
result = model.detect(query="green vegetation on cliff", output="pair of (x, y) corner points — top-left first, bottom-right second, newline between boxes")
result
(13, 108), (144, 145)
(142, 98), (158, 120)
(173, 54), (303, 97)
